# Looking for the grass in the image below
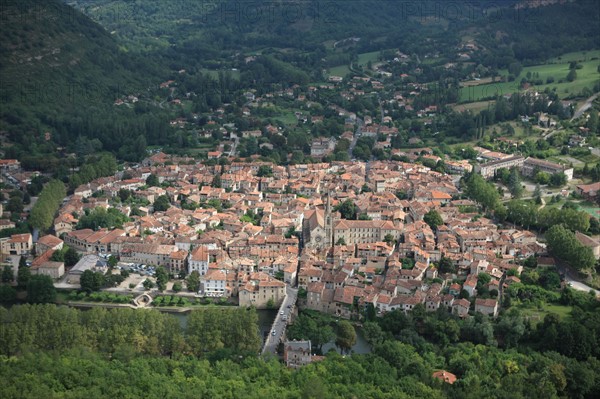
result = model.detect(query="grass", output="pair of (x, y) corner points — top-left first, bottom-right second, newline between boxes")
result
(578, 202), (600, 218)
(547, 50), (600, 63)
(356, 51), (381, 68)
(452, 100), (495, 113)
(459, 56), (600, 102)
(328, 64), (351, 77)
(519, 303), (572, 324)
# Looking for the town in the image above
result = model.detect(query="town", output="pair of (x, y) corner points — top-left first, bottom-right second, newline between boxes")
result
(2, 138), (599, 360)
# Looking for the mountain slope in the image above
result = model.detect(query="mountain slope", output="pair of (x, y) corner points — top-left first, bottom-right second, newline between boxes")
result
(0, 0), (168, 168)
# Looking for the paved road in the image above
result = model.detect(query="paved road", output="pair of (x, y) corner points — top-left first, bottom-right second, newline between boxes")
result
(556, 261), (598, 295)
(262, 285), (298, 355)
(571, 92), (599, 121)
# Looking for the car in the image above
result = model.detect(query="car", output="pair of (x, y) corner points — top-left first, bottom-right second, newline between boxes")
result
(280, 311), (284, 315)
(287, 305), (291, 308)
(271, 330), (276, 336)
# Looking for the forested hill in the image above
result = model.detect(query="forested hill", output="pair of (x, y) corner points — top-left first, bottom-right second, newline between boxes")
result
(0, 0), (169, 169)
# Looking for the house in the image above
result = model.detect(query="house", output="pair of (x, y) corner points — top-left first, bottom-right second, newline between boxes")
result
(188, 246), (210, 275)
(36, 235), (64, 254)
(432, 370), (457, 385)
(32, 261), (65, 279)
(575, 232), (600, 259)
(452, 298), (470, 317)
(474, 298), (499, 317)
(575, 182), (600, 202)
(239, 272), (286, 308)
(284, 340), (313, 368)
(0, 233), (33, 255)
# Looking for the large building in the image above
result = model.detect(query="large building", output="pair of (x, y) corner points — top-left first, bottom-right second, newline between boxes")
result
(239, 272), (286, 308)
(303, 196), (401, 248)
(474, 156), (525, 179)
(0, 233), (33, 256)
(521, 157), (573, 180)
(188, 246), (210, 275)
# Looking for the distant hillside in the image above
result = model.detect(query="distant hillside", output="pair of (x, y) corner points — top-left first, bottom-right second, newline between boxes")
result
(0, 0), (169, 168)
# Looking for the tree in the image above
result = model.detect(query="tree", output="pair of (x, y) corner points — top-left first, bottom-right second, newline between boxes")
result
(80, 270), (105, 292)
(142, 279), (155, 290)
(64, 247), (80, 266)
(256, 165), (273, 177)
(0, 285), (17, 304)
(155, 266), (169, 291)
(27, 275), (56, 303)
(186, 271), (200, 292)
(172, 282), (182, 293)
(29, 180), (66, 231)
(508, 167), (523, 199)
(107, 255), (118, 268)
(533, 184), (542, 204)
(334, 199), (357, 220)
(336, 320), (357, 354)
(438, 256), (457, 274)
(17, 261), (31, 288)
(383, 234), (396, 246)
(153, 195), (171, 212)
(1, 265), (14, 283)
(423, 210), (443, 230)
(146, 174), (160, 187)
(566, 69), (577, 82)
(546, 224), (595, 271)
(549, 172), (567, 187)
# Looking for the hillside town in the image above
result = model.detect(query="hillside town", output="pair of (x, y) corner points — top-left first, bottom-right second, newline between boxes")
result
(2, 150), (598, 324)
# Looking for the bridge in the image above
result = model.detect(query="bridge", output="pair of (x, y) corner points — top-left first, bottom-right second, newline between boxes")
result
(261, 285), (298, 355)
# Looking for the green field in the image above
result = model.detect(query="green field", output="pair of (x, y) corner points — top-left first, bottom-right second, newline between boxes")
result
(547, 50), (600, 63)
(460, 57), (600, 102)
(356, 51), (381, 67)
(328, 64), (351, 77)
(519, 304), (572, 324)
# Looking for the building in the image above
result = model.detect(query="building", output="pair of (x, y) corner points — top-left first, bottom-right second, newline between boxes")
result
(521, 157), (573, 181)
(169, 249), (188, 275)
(575, 232), (600, 259)
(36, 235), (64, 254)
(310, 137), (336, 157)
(32, 261), (65, 279)
(188, 246), (210, 275)
(120, 243), (177, 267)
(303, 196), (401, 248)
(239, 272), (286, 308)
(66, 255), (107, 284)
(575, 182), (600, 202)
(474, 156), (525, 179)
(284, 340), (313, 368)
(0, 233), (33, 255)
(474, 298), (499, 317)
(432, 370), (457, 384)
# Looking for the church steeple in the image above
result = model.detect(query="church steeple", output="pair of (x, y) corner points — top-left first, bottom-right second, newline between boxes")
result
(325, 193), (333, 247)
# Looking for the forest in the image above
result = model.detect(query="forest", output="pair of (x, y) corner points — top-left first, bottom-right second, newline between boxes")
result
(1, 298), (599, 398)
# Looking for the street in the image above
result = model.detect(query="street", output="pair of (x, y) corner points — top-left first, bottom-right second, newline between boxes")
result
(261, 285), (298, 355)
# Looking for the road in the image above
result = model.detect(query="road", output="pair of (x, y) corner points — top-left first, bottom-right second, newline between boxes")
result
(571, 92), (599, 121)
(556, 261), (598, 295)
(261, 285), (298, 355)
(348, 117), (363, 159)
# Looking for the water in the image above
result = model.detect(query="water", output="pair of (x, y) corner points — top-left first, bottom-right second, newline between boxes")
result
(321, 327), (371, 355)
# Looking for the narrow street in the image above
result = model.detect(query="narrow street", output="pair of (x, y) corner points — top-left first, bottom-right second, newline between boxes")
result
(261, 285), (298, 355)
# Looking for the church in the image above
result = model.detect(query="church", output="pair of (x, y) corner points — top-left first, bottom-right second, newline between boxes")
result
(302, 195), (402, 250)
